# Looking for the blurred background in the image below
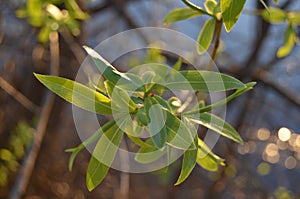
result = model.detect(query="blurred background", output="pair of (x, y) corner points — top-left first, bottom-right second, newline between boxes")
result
(0, 0), (300, 198)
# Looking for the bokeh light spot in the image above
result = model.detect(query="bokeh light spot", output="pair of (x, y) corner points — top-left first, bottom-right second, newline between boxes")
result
(278, 127), (291, 142)
(285, 156), (297, 169)
(257, 128), (270, 141)
(257, 162), (271, 176)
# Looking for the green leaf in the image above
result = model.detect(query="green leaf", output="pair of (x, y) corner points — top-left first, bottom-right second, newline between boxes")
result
(274, 0), (278, 5)
(197, 138), (225, 171)
(220, 0), (246, 32)
(34, 74), (112, 115)
(183, 82), (256, 115)
(197, 18), (216, 54)
(188, 112), (243, 143)
(204, 0), (218, 15)
(165, 70), (246, 92)
(135, 145), (166, 163)
(105, 81), (137, 113)
(277, 25), (296, 58)
(164, 8), (203, 25)
(86, 122), (124, 191)
(165, 112), (196, 150)
(175, 118), (198, 185)
(84, 46), (144, 91)
(65, 120), (116, 171)
(145, 98), (167, 148)
(173, 58), (182, 71)
(262, 7), (287, 23)
(175, 148), (197, 185)
(288, 11), (300, 25)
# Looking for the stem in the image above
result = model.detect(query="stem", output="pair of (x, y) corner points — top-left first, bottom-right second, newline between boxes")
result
(182, 83), (256, 116)
(208, 19), (223, 70)
(182, 0), (215, 18)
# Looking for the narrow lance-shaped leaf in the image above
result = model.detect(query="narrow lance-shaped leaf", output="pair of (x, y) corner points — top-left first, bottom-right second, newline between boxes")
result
(262, 7), (287, 24)
(175, 118), (198, 185)
(188, 112), (243, 143)
(277, 25), (296, 58)
(220, 0), (246, 32)
(66, 120), (116, 171)
(86, 122), (124, 191)
(34, 74), (112, 115)
(197, 138), (225, 171)
(84, 46), (144, 91)
(165, 70), (246, 92)
(197, 18), (216, 54)
(145, 97), (167, 149)
(164, 8), (204, 25)
(204, 0), (218, 16)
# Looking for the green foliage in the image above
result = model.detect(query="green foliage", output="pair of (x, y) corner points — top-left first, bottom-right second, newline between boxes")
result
(261, 7), (300, 58)
(164, 8), (203, 25)
(220, 0), (246, 32)
(0, 121), (33, 186)
(16, 0), (88, 43)
(197, 18), (216, 54)
(35, 47), (255, 190)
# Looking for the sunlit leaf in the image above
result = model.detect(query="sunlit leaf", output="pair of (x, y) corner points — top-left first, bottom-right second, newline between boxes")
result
(197, 138), (225, 171)
(277, 25), (296, 58)
(262, 7), (287, 23)
(288, 11), (300, 25)
(204, 0), (218, 15)
(166, 70), (246, 92)
(86, 122), (124, 191)
(197, 18), (216, 54)
(188, 113), (243, 143)
(164, 8), (203, 25)
(84, 46), (144, 91)
(221, 0), (246, 32)
(34, 74), (112, 115)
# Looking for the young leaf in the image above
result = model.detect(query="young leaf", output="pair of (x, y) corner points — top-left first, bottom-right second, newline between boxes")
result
(262, 7), (287, 24)
(277, 25), (296, 58)
(34, 74), (112, 115)
(86, 122), (124, 191)
(197, 18), (216, 54)
(220, 0), (246, 32)
(197, 138), (225, 171)
(188, 113), (243, 143)
(105, 81), (137, 113)
(165, 70), (246, 92)
(204, 0), (218, 16)
(164, 8), (203, 25)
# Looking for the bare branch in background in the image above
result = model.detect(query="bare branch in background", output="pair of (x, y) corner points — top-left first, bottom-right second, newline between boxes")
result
(0, 76), (40, 114)
(10, 32), (60, 199)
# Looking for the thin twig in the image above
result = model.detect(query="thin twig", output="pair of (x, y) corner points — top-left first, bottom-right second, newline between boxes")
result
(9, 32), (60, 199)
(0, 76), (40, 114)
(208, 19), (223, 70)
